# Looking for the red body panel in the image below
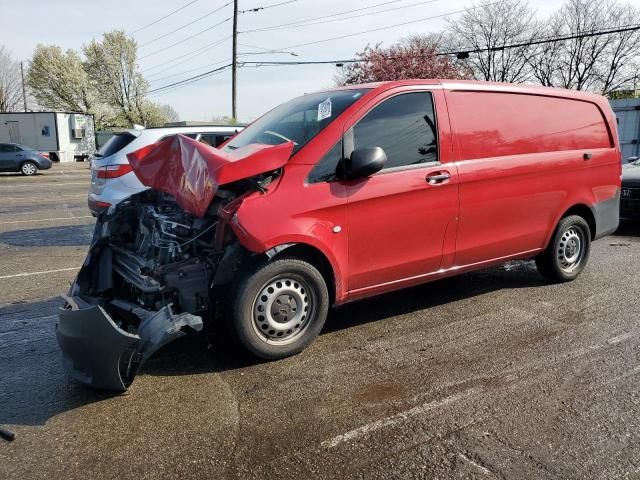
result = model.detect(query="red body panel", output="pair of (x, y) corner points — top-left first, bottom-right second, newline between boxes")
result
(201, 80), (620, 304)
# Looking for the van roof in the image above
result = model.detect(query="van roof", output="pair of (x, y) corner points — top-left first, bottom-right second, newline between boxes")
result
(327, 79), (607, 103)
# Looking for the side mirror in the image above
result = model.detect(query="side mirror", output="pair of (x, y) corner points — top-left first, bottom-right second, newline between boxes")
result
(343, 147), (386, 179)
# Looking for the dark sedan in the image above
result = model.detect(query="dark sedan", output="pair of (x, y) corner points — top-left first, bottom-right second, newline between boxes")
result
(0, 143), (52, 175)
(621, 157), (640, 219)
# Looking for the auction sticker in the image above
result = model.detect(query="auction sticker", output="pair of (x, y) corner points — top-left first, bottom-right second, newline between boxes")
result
(317, 98), (332, 121)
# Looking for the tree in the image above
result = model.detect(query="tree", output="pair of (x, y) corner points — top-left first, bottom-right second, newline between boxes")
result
(336, 35), (472, 85)
(0, 46), (24, 112)
(158, 104), (180, 123)
(446, 0), (539, 83)
(529, 0), (640, 95)
(27, 31), (179, 128)
(27, 45), (95, 113)
(83, 31), (151, 127)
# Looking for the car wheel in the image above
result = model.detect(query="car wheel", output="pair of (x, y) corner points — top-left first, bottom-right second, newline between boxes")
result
(232, 258), (329, 360)
(20, 161), (37, 176)
(536, 215), (591, 282)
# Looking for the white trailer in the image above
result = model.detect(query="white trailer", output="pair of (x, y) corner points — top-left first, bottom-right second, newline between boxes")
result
(0, 111), (96, 162)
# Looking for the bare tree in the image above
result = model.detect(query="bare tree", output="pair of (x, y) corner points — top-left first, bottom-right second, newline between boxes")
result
(0, 46), (24, 112)
(446, 0), (539, 83)
(530, 0), (640, 95)
(598, 1), (640, 94)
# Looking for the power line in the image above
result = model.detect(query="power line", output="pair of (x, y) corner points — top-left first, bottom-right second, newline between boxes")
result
(239, 0), (298, 14)
(139, 17), (232, 59)
(147, 64), (233, 94)
(275, 3), (503, 50)
(241, 0), (436, 33)
(142, 35), (232, 75)
(139, 2), (232, 47)
(130, 0), (200, 35)
(237, 24), (640, 65)
(438, 23), (640, 56)
(148, 58), (231, 84)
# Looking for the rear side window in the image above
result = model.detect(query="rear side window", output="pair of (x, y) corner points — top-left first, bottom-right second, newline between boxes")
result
(349, 92), (438, 170)
(0, 144), (16, 153)
(448, 91), (612, 159)
(98, 132), (136, 157)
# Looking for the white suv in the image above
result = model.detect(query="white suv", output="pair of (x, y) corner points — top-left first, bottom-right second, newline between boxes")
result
(88, 125), (244, 215)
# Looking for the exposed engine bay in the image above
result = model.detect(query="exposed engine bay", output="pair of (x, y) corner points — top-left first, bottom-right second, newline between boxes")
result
(57, 134), (294, 392)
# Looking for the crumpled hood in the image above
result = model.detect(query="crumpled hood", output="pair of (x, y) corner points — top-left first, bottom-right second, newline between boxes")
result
(127, 134), (294, 217)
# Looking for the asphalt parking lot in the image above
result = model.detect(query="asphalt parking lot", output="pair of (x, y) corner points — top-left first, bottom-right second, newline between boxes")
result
(1, 164), (640, 479)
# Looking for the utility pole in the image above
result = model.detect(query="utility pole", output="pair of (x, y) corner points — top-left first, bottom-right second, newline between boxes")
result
(231, 0), (238, 121)
(20, 62), (27, 112)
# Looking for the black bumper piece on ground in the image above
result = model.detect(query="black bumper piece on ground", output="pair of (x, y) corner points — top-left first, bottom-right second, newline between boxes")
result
(57, 296), (203, 391)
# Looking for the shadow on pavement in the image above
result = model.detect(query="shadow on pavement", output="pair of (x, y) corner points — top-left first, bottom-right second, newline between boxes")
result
(0, 262), (545, 427)
(0, 224), (94, 247)
(614, 219), (640, 237)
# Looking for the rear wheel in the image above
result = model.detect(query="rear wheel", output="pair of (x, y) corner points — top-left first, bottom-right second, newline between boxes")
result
(20, 161), (37, 176)
(231, 258), (329, 360)
(536, 215), (591, 282)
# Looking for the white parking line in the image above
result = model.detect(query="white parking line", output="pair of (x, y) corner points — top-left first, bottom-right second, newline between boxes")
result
(321, 388), (480, 448)
(0, 267), (78, 280)
(0, 182), (89, 188)
(0, 216), (93, 225)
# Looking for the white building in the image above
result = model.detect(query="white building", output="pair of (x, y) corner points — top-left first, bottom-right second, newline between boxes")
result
(0, 111), (96, 162)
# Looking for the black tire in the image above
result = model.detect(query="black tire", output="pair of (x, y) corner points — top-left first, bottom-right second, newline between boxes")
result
(536, 215), (591, 282)
(231, 258), (329, 360)
(20, 161), (38, 176)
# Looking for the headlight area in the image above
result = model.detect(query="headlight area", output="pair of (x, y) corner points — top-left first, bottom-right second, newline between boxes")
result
(56, 189), (248, 391)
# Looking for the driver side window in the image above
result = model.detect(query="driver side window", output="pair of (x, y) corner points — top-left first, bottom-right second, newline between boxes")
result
(307, 92), (438, 183)
(350, 92), (438, 170)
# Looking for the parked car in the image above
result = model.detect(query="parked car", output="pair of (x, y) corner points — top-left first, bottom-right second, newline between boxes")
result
(88, 125), (244, 215)
(0, 143), (52, 175)
(58, 80), (621, 391)
(621, 157), (640, 219)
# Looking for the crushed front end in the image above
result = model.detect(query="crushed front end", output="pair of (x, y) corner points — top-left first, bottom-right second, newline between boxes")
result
(57, 135), (293, 391)
(57, 189), (243, 391)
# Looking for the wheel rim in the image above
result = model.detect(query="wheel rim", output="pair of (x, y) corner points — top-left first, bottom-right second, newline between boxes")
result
(557, 226), (585, 273)
(22, 163), (36, 175)
(252, 276), (313, 345)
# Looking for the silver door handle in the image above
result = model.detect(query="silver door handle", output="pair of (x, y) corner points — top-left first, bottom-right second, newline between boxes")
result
(426, 172), (451, 184)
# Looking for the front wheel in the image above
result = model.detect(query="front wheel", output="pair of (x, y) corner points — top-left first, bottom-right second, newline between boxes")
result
(20, 161), (37, 176)
(536, 215), (591, 282)
(231, 258), (329, 360)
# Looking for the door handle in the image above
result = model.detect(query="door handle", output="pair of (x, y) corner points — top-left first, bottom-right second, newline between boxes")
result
(583, 152), (592, 160)
(426, 171), (451, 185)
(16, 154), (23, 157)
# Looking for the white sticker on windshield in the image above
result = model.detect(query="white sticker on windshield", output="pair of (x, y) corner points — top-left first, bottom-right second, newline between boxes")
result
(317, 97), (332, 121)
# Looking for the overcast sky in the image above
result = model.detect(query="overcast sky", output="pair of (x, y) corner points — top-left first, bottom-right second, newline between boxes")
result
(0, 0), (561, 122)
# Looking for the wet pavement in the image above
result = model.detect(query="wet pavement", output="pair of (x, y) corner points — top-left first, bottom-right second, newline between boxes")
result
(1, 163), (640, 479)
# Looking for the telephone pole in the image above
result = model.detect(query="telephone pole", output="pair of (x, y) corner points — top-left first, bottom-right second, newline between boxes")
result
(20, 62), (27, 112)
(231, 0), (238, 121)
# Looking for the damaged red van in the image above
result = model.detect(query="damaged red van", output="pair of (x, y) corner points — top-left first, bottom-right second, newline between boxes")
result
(57, 80), (621, 391)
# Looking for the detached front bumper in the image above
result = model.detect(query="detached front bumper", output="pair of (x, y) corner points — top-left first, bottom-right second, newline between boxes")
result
(57, 296), (203, 391)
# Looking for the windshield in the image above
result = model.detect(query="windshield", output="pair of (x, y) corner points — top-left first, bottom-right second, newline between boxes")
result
(222, 89), (370, 154)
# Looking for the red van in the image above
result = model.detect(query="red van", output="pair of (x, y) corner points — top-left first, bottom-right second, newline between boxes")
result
(57, 80), (621, 390)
